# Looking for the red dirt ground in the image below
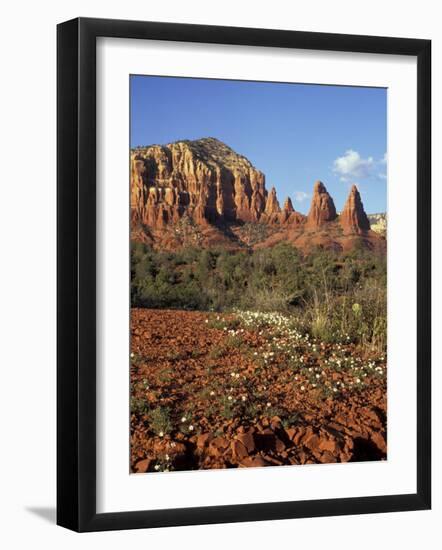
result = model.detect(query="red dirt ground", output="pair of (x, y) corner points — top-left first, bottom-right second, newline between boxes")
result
(130, 308), (387, 473)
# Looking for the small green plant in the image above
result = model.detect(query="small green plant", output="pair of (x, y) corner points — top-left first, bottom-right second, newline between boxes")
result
(264, 405), (285, 419)
(166, 350), (187, 361)
(153, 453), (174, 473)
(198, 387), (211, 400)
(208, 344), (227, 359)
(207, 316), (241, 331)
(206, 317), (229, 330)
(220, 396), (237, 420)
(225, 318), (241, 330)
(130, 396), (149, 415)
(158, 367), (173, 383)
(149, 406), (173, 436)
(244, 401), (259, 421)
(226, 334), (247, 350)
(320, 385), (335, 401)
(206, 403), (217, 418)
(206, 365), (214, 377)
(130, 352), (142, 366)
(281, 412), (301, 429)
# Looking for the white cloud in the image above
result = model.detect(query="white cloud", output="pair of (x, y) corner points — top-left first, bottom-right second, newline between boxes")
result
(378, 152), (387, 179)
(333, 149), (374, 181)
(294, 191), (310, 202)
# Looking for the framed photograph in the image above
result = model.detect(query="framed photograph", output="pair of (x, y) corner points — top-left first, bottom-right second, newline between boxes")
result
(57, 17), (431, 532)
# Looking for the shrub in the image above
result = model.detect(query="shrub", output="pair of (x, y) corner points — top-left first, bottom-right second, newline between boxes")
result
(130, 241), (386, 353)
(130, 396), (149, 415)
(149, 406), (173, 436)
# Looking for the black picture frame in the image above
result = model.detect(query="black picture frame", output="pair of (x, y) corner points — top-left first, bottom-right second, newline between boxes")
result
(57, 17), (431, 532)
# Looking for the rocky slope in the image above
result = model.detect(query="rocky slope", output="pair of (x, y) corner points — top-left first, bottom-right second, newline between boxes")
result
(131, 138), (385, 253)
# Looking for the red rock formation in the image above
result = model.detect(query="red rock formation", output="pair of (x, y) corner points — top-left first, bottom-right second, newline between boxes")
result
(131, 138), (267, 227)
(264, 187), (280, 215)
(130, 139), (384, 253)
(279, 197), (305, 225)
(306, 181), (337, 228)
(283, 197), (294, 212)
(340, 184), (370, 234)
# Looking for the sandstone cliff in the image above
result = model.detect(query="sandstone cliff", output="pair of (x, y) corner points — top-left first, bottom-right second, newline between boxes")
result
(131, 138), (270, 228)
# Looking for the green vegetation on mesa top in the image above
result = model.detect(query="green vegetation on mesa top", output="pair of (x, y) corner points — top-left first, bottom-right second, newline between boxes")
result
(132, 137), (254, 172)
(131, 242), (386, 352)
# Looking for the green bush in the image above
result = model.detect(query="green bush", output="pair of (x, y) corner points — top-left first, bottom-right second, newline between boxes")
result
(148, 406), (173, 436)
(130, 241), (386, 352)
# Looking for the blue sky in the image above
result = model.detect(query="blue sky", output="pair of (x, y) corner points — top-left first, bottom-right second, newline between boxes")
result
(131, 75), (387, 214)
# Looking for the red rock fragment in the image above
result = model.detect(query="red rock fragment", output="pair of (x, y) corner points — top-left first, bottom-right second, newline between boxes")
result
(231, 440), (249, 460)
(134, 458), (152, 473)
(318, 437), (339, 454)
(371, 431), (387, 453)
(196, 433), (211, 450)
(239, 456), (271, 468)
(237, 431), (256, 454)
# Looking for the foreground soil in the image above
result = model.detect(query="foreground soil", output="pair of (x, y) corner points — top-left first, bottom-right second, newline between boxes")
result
(130, 308), (387, 473)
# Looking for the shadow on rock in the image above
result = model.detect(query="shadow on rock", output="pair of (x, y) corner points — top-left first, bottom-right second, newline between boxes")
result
(350, 436), (386, 462)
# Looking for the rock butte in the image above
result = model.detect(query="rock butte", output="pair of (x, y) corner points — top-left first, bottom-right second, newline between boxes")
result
(340, 184), (371, 235)
(131, 137), (385, 253)
(131, 137), (268, 227)
(306, 180), (337, 228)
